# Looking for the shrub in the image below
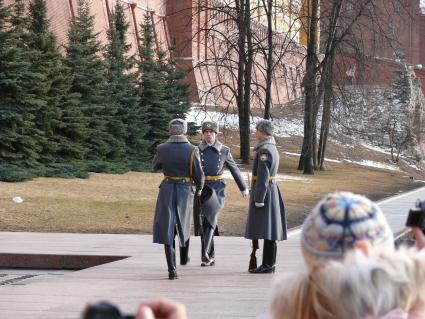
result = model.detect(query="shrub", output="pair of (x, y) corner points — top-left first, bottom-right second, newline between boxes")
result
(0, 165), (35, 182)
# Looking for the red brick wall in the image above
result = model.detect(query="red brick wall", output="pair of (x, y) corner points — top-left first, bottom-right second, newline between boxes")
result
(4, 0), (304, 108)
(329, 0), (425, 93)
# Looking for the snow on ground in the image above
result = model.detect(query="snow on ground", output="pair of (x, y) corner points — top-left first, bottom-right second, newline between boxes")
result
(329, 137), (391, 155)
(283, 151), (301, 157)
(221, 170), (312, 183)
(360, 142), (392, 155)
(187, 108), (406, 173)
(342, 159), (400, 171)
(324, 158), (342, 163)
(401, 159), (421, 171)
(187, 107), (304, 137)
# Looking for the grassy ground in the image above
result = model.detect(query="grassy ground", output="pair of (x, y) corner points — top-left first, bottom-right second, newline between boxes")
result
(0, 152), (422, 236)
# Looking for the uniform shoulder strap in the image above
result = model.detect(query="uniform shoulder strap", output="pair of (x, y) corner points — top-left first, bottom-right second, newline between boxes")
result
(189, 146), (196, 179)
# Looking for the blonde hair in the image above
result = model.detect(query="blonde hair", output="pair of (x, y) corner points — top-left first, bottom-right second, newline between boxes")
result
(271, 247), (425, 319)
(271, 270), (335, 319)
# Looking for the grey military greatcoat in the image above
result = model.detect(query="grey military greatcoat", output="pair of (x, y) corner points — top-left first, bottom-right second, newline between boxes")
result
(152, 135), (204, 246)
(194, 140), (246, 233)
(245, 136), (287, 241)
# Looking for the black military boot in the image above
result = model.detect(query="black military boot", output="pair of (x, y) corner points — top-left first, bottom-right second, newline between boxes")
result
(164, 245), (178, 279)
(209, 238), (215, 260)
(201, 226), (215, 267)
(180, 239), (190, 265)
(249, 240), (276, 274)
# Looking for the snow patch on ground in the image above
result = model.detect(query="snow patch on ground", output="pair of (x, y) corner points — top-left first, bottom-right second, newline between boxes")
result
(342, 159), (400, 171)
(400, 159), (421, 171)
(187, 108), (304, 137)
(187, 108), (410, 173)
(283, 151), (300, 157)
(221, 170), (311, 182)
(360, 142), (392, 155)
(408, 163), (421, 171)
(325, 158), (342, 163)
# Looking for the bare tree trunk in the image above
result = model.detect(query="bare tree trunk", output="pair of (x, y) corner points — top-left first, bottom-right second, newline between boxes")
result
(241, 0), (253, 164)
(312, 77), (325, 170)
(235, 0), (250, 163)
(299, 0), (319, 174)
(316, 0), (343, 169)
(318, 52), (335, 170)
(263, 0), (273, 120)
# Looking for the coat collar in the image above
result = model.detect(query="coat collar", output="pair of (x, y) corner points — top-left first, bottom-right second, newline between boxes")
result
(254, 136), (276, 151)
(198, 139), (223, 152)
(166, 135), (189, 143)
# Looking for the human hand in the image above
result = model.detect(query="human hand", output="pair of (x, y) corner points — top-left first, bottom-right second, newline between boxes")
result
(255, 202), (264, 208)
(412, 227), (425, 249)
(241, 189), (249, 198)
(196, 189), (202, 197)
(135, 298), (187, 319)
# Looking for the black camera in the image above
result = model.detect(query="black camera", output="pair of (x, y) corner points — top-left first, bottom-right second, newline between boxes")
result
(406, 200), (425, 230)
(82, 301), (134, 319)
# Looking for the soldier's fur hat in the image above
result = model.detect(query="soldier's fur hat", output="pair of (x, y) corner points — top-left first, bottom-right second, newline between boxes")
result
(202, 121), (219, 134)
(169, 118), (187, 135)
(256, 120), (274, 136)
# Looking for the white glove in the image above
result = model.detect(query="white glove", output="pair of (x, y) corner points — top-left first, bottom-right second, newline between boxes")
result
(197, 190), (202, 197)
(241, 189), (249, 198)
(255, 202), (264, 208)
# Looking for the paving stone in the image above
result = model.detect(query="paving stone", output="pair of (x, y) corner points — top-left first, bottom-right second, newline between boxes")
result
(0, 186), (423, 318)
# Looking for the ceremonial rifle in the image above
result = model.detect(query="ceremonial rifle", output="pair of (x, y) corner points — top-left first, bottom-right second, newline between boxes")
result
(197, 195), (206, 259)
(246, 172), (259, 271)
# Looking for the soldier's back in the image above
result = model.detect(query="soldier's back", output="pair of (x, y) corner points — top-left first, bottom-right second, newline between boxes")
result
(157, 141), (195, 177)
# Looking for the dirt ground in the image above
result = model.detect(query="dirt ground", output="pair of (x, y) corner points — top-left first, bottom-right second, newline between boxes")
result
(0, 153), (423, 236)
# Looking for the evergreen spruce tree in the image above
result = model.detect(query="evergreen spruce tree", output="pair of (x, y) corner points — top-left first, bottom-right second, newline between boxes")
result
(27, 0), (87, 163)
(64, 0), (117, 161)
(137, 13), (176, 156)
(0, 0), (45, 167)
(157, 47), (192, 129)
(104, 2), (147, 161)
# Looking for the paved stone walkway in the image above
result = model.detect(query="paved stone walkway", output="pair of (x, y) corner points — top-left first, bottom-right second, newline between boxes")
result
(1, 186), (424, 319)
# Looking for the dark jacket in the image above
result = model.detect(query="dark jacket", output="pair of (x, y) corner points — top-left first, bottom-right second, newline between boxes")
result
(245, 136), (287, 241)
(194, 140), (246, 233)
(152, 135), (204, 246)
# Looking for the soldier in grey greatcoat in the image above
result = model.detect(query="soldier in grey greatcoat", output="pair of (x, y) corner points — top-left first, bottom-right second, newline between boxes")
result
(194, 121), (249, 266)
(245, 119), (287, 273)
(152, 119), (204, 279)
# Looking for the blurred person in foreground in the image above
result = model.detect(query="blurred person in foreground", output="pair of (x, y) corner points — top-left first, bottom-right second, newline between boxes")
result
(135, 298), (187, 319)
(413, 227), (425, 249)
(82, 298), (187, 319)
(152, 119), (204, 280)
(271, 191), (425, 319)
(300, 191), (394, 269)
(272, 246), (425, 319)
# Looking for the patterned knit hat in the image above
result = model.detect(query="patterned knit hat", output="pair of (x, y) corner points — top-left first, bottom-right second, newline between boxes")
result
(301, 192), (394, 259)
